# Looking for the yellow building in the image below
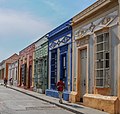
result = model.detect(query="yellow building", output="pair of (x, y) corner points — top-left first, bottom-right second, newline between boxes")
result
(70, 0), (120, 113)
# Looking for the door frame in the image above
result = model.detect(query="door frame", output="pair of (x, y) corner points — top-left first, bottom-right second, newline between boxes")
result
(77, 44), (89, 100)
(60, 52), (68, 90)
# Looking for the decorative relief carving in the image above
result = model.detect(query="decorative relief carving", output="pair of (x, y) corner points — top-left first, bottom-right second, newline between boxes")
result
(49, 34), (71, 50)
(75, 28), (88, 39)
(50, 42), (57, 49)
(57, 39), (61, 45)
(100, 16), (116, 26)
(62, 36), (70, 43)
(102, 17), (111, 25)
(89, 22), (96, 32)
(75, 11), (118, 40)
(76, 37), (89, 47)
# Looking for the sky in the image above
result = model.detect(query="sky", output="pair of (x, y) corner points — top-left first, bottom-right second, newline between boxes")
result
(0, 0), (97, 62)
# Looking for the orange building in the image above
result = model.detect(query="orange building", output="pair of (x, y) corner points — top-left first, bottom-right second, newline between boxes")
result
(0, 53), (19, 83)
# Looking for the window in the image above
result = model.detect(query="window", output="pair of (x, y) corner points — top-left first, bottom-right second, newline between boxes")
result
(95, 32), (110, 88)
(61, 55), (66, 79)
(21, 64), (26, 86)
(51, 49), (57, 89)
(39, 59), (43, 88)
(63, 56), (66, 79)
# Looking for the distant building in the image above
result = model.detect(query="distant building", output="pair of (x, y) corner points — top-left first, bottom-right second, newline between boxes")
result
(0, 53), (19, 84)
(0, 60), (5, 81)
(8, 60), (19, 86)
(33, 35), (48, 93)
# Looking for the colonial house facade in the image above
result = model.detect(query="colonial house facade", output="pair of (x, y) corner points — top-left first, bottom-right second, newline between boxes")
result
(1, 0), (120, 113)
(18, 43), (35, 90)
(46, 19), (72, 101)
(0, 60), (5, 83)
(8, 60), (19, 86)
(0, 54), (19, 84)
(33, 35), (48, 93)
(70, 0), (120, 113)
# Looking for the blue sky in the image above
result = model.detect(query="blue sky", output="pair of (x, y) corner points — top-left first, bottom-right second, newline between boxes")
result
(0, 0), (96, 62)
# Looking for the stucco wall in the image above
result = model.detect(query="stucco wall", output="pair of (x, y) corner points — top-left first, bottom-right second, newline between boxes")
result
(88, 35), (94, 94)
(111, 25), (118, 96)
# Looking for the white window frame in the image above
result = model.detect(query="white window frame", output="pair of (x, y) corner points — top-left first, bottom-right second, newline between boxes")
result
(95, 32), (110, 88)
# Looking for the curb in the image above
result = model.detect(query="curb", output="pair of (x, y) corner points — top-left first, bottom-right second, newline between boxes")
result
(7, 86), (83, 114)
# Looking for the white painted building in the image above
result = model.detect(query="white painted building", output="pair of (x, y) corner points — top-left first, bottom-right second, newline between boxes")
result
(8, 60), (19, 86)
(70, 0), (120, 113)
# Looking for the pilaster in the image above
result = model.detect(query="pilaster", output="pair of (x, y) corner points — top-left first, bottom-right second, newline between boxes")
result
(117, 0), (120, 113)
(118, 0), (120, 99)
(4, 62), (6, 79)
(57, 48), (60, 81)
(48, 51), (51, 89)
(32, 51), (35, 87)
(18, 59), (20, 86)
(26, 55), (29, 88)
(68, 44), (71, 91)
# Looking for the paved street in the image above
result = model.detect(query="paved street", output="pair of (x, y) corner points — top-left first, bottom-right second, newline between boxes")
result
(0, 86), (74, 114)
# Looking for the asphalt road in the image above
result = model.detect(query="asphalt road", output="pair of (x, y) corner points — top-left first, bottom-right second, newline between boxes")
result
(0, 86), (74, 114)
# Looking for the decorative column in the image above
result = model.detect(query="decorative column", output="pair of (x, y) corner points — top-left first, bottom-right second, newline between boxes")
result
(57, 48), (60, 82)
(26, 55), (29, 88)
(5, 62), (6, 79)
(86, 44), (89, 94)
(48, 51), (51, 89)
(32, 51), (35, 87)
(76, 47), (80, 97)
(68, 44), (71, 91)
(72, 38), (75, 91)
(18, 59), (21, 86)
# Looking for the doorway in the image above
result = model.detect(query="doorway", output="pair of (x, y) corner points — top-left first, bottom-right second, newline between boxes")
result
(21, 64), (27, 86)
(60, 53), (67, 90)
(28, 65), (32, 88)
(80, 49), (87, 101)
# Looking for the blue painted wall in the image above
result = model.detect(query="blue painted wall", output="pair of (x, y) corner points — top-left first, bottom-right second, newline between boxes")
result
(46, 19), (72, 101)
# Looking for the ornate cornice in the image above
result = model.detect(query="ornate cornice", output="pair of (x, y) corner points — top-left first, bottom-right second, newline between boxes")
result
(74, 10), (118, 40)
(72, 0), (111, 24)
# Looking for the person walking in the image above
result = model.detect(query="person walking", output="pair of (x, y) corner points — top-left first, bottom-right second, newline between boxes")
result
(9, 77), (13, 86)
(4, 77), (7, 87)
(56, 79), (65, 103)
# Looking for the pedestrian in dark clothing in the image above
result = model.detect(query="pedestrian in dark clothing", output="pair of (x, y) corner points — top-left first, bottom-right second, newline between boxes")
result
(56, 80), (65, 103)
(4, 77), (7, 87)
(9, 77), (13, 86)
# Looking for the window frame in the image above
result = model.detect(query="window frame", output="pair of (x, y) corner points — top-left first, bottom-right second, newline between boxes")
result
(50, 49), (57, 89)
(95, 30), (110, 88)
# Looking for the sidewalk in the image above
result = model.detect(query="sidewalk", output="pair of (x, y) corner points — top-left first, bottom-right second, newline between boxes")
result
(3, 84), (108, 114)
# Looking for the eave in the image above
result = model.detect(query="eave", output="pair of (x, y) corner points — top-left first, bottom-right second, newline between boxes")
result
(72, 0), (113, 26)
